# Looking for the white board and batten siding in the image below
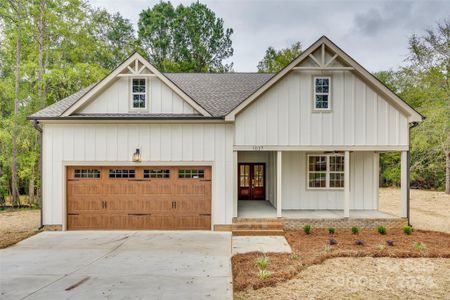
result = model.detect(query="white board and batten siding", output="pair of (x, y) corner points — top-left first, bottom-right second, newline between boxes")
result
(79, 77), (197, 114)
(234, 71), (409, 148)
(42, 123), (234, 225)
(281, 152), (378, 210)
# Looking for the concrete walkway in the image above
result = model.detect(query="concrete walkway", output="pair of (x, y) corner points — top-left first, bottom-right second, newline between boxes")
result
(0, 231), (232, 300)
(232, 236), (292, 254)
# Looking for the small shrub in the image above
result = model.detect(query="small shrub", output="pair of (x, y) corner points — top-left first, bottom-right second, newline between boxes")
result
(255, 256), (269, 270)
(289, 252), (301, 260)
(377, 225), (387, 235)
(386, 240), (394, 247)
(414, 242), (427, 252)
(328, 227), (336, 234)
(351, 226), (359, 234)
(403, 226), (413, 235)
(355, 239), (364, 246)
(257, 269), (272, 279)
(303, 224), (312, 235)
(329, 239), (337, 245)
(376, 244), (386, 251)
(323, 244), (332, 253)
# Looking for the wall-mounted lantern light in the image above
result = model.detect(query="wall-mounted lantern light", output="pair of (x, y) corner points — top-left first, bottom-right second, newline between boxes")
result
(132, 148), (141, 162)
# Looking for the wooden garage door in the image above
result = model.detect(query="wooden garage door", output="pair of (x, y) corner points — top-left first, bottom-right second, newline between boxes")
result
(66, 166), (211, 230)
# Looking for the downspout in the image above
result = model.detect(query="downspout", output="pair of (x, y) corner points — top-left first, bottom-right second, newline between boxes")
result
(408, 122), (419, 227)
(32, 120), (44, 230)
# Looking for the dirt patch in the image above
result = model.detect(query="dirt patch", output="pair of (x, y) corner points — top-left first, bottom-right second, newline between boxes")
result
(232, 229), (450, 292)
(379, 188), (450, 233)
(0, 209), (41, 248)
(235, 257), (450, 300)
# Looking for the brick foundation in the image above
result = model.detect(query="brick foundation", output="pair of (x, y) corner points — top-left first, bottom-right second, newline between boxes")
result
(282, 218), (408, 230)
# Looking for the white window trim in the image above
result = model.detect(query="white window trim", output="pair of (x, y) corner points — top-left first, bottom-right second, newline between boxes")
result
(307, 153), (344, 190)
(129, 77), (149, 112)
(313, 76), (331, 111)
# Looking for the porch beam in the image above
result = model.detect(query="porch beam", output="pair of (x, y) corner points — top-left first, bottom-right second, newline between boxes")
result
(344, 151), (350, 218)
(276, 151), (282, 218)
(401, 151), (409, 218)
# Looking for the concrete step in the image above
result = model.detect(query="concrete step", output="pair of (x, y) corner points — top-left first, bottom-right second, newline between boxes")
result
(232, 229), (285, 236)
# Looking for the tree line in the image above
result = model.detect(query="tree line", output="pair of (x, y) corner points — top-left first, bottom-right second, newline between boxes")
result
(0, 1), (448, 208)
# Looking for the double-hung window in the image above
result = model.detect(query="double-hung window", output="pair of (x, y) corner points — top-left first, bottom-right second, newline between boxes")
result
(308, 154), (344, 189)
(131, 78), (147, 109)
(313, 77), (331, 110)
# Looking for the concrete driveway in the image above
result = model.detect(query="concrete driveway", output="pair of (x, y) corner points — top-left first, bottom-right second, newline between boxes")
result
(0, 231), (232, 300)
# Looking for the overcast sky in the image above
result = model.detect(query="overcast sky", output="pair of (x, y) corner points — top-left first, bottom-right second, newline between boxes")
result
(89, 0), (449, 72)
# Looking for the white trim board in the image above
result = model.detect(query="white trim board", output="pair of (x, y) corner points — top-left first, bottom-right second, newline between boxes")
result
(233, 145), (409, 151)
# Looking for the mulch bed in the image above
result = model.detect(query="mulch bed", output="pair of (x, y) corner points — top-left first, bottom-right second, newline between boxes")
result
(232, 228), (450, 291)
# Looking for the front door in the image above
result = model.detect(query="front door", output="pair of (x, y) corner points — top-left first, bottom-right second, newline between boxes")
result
(238, 163), (265, 200)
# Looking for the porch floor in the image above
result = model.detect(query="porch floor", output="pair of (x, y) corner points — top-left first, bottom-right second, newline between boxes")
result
(238, 200), (397, 219)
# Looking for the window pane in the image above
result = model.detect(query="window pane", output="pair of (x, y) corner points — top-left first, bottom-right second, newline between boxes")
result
(315, 95), (329, 109)
(309, 156), (327, 171)
(178, 169), (205, 179)
(330, 173), (344, 188)
(309, 172), (326, 188)
(330, 156), (344, 171)
(74, 169), (100, 179)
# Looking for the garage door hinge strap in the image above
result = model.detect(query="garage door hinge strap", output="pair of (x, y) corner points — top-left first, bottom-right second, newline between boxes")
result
(199, 213), (211, 216)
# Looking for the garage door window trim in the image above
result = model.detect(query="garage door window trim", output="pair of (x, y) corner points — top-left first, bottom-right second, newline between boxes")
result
(108, 169), (136, 178)
(74, 169), (101, 179)
(144, 169), (170, 178)
(178, 169), (205, 179)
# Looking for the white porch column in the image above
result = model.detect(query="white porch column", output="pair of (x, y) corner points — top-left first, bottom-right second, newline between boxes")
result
(401, 150), (409, 218)
(233, 151), (238, 218)
(276, 151), (282, 218)
(344, 151), (350, 218)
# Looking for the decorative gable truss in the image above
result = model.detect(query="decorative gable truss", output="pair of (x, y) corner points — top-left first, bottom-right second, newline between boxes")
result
(225, 36), (423, 123)
(62, 53), (211, 117)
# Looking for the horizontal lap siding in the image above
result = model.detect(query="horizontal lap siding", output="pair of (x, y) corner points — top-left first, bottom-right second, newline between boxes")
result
(281, 151), (377, 210)
(235, 71), (409, 147)
(42, 123), (233, 226)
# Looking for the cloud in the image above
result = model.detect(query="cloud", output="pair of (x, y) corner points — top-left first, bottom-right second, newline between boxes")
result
(89, 0), (450, 72)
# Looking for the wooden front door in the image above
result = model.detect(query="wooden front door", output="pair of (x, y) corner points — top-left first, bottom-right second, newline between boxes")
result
(66, 166), (211, 230)
(238, 163), (265, 200)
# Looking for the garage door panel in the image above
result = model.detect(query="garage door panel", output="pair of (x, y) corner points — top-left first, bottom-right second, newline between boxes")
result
(67, 166), (211, 230)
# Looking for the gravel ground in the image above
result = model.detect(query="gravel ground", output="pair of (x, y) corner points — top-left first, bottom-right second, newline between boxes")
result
(379, 188), (450, 233)
(0, 209), (40, 248)
(235, 257), (450, 300)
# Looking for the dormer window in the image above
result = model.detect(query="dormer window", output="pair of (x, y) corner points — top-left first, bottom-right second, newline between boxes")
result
(313, 76), (331, 110)
(131, 78), (147, 109)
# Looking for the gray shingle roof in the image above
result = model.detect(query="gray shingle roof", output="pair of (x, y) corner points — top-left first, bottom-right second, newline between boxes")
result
(164, 73), (274, 117)
(29, 84), (96, 119)
(28, 73), (274, 120)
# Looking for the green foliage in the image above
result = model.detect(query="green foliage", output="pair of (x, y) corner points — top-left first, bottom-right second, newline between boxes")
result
(328, 227), (336, 234)
(255, 256), (269, 270)
(375, 20), (449, 191)
(257, 42), (302, 73)
(289, 252), (300, 260)
(377, 226), (387, 235)
(322, 244), (332, 253)
(303, 224), (311, 234)
(351, 226), (359, 234)
(414, 241), (427, 252)
(257, 269), (272, 279)
(138, 1), (233, 72)
(403, 226), (413, 235)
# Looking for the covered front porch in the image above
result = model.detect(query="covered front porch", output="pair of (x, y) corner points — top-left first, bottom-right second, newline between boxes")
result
(238, 200), (397, 219)
(232, 149), (410, 226)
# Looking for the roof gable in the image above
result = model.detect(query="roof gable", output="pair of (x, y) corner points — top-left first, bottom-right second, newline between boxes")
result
(225, 36), (424, 123)
(62, 53), (211, 117)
